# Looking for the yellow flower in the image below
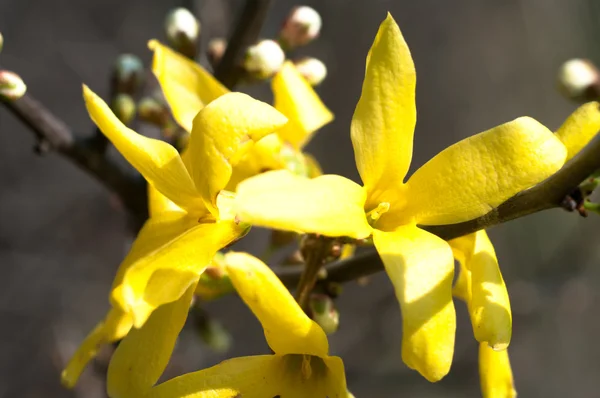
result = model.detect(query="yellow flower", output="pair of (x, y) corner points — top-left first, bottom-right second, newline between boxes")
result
(61, 86), (288, 388)
(106, 252), (348, 398)
(150, 40), (333, 185)
(234, 13), (567, 381)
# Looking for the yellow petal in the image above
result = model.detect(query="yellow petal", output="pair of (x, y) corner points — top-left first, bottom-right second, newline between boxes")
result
(112, 213), (247, 328)
(272, 61), (334, 149)
(224, 252), (329, 357)
(479, 343), (517, 398)
(83, 85), (203, 212)
(304, 152), (324, 178)
(449, 234), (475, 303)
(188, 93), (289, 217)
(555, 101), (600, 161)
(149, 40), (229, 132)
(148, 183), (183, 217)
(146, 354), (347, 398)
(61, 308), (132, 389)
(107, 284), (195, 398)
(236, 170), (372, 239)
(406, 117), (567, 225)
(373, 225), (456, 382)
(350, 13), (416, 207)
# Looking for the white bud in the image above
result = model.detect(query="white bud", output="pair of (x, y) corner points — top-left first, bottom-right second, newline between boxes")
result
(557, 59), (599, 100)
(0, 70), (27, 101)
(207, 38), (227, 68)
(244, 40), (285, 78)
(280, 6), (322, 48)
(294, 57), (327, 86)
(165, 8), (200, 58)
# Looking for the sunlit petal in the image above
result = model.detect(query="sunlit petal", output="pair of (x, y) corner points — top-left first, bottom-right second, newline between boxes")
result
(112, 214), (247, 328)
(149, 40), (229, 132)
(224, 252), (329, 357)
(555, 101), (600, 161)
(227, 134), (285, 191)
(188, 93), (288, 217)
(272, 61), (334, 149)
(479, 343), (517, 398)
(83, 85), (202, 212)
(236, 170), (372, 239)
(147, 354), (347, 398)
(406, 117), (567, 225)
(107, 285), (196, 398)
(373, 225), (456, 382)
(350, 13), (416, 207)
(61, 308), (132, 388)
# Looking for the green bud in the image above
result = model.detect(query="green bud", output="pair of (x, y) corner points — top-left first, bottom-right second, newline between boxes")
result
(137, 97), (169, 126)
(280, 144), (308, 176)
(0, 70), (26, 101)
(112, 54), (144, 95)
(165, 8), (200, 59)
(111, 94), (136, 125)
(308, 294), (339, 335)
(199, 318), (232, 353)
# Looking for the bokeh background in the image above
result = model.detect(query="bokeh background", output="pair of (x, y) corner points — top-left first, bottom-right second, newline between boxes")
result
(1, 0), (600, 396)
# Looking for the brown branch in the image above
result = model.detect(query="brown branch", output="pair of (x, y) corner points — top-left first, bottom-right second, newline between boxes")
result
(1, 93), (147, 221)
(276, 129), (600, 287)
(214, 0), (272, 89)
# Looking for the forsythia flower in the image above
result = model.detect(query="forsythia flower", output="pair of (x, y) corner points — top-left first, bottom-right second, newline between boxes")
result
(149, 40), (333, 185)
(234, 13), (567, 381)
(61, 87), (288, 387)
(106, 252), (348, 398)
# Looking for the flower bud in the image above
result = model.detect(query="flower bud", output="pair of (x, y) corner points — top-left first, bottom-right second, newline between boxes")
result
(112, 54), (144, 95)
(137, 96), (170, 126)
(279, 6), (322, 49)
(199, 318), (232, 353)
(165, 8), (200, 59)
(308, 294), (339, 335)
(0, 70), (26, 101)
(0, 32), (4, 55)
(111, 94), (136, 125)
(557, 59), (600, 101)
(294, 57), (327, 86)
(244, 39), (285, 79)
(207, 38), (227, 68)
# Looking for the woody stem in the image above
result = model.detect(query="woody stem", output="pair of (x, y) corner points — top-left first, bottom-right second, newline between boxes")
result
(295, 235), (334, 309)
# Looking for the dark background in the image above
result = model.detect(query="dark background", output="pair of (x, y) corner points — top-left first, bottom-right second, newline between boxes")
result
(1, 0), (600, 397)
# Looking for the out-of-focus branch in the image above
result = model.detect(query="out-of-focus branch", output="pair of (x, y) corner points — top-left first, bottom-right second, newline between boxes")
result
(2, 93), (147, 220)
(214, 0), (272, 89)
(276, 129), (600, 287)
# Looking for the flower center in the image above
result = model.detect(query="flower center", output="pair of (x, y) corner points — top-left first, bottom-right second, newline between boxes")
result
(366, 202), (390, 226)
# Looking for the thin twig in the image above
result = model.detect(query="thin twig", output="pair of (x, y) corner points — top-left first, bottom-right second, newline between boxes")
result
(214, 0), (272, 89)
(1, 93), (147, 221)
(294, 235), (333, 309)
(276, 129), (600, 287)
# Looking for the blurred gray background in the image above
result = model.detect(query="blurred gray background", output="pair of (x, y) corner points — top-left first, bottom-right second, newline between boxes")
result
(1, 0), (600, 397)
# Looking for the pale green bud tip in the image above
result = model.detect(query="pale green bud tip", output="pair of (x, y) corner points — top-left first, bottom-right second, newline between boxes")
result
(138, 97), (168, 126)
(309, 294), (339, 335)
(280, 6), (322, 48)
(244, 39), (285, 78)
(165, 8), (200, 44)
(111, 94), (136, 124)
(557, 58), (599, 100)
(0, 70), (27, 101)
(294, 57), (327, 86)
(113, 54), (144, 94)
(207, 38), (227, 67)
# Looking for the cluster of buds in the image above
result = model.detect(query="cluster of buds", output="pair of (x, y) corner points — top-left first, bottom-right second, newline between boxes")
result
(557, 59), (600, 102)
(0, 32), (27, 101)
(165, 7), (201, 59)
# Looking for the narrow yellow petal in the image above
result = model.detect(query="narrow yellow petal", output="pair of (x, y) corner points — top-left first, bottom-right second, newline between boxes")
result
(350, 13), (416, 207)
(224, 252), (329, 357)
(555, 101), (600, 161)
(83, 85), (202, 212)
(147, 355), (348, 398)
(61, 308), (132, 388)
(107, 284), (195, 398)
(112, 213), (247, 328)
(236, 170), (372, 239)
(479, 343), (517, 398)
(373, 225), (456, 382)
(188, 93), (289, 217)
(148, 183), (183, 217)
(149, 40), (229, 132)
(406, 117), (567, 225)
(272, 61), (334, 149)
(449, 234), (476, 303)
